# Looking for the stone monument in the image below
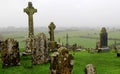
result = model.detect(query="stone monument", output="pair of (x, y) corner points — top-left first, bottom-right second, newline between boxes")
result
(24, 2), (37, 53)
(50, 47), (74, 74)
(100, 27), (108, 48)
(48, 22), (57, 51)
(32, 33), (50, 64)
(98, 27), (109, 52)
(24, 2), (37, 37)
(66, 33), (69, 49)
(1, 38), (20, 68)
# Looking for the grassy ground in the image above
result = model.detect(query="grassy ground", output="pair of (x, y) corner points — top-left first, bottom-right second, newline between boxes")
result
(0, 51), (120, 74)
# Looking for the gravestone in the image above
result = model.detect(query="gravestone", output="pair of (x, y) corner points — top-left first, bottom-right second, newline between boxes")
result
(24, 2), (37, 37)
(98, 27), (109, 52)
(84, 64), (96, 74)
(25, 37), (34, 53)
(48, 22), (57, 51)
(1, 38), (20, 68)
(24, 2), (37, 53)
(100, 27), (108, 48)
(32, 33), (50, 64)
(48, 22), (56, 41)
(50, 47), (74, 74)
(66, 33), (69, 49)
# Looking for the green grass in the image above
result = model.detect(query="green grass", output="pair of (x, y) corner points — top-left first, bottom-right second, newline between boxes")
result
(0, 51), (120, 74)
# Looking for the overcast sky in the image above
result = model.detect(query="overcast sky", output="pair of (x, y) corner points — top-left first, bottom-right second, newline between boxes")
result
(0, 0), (120, 28)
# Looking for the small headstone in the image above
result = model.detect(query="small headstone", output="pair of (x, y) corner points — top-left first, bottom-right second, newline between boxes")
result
(1, 38), (20, 68)
(50, 47), (74, 74)
(32, 33), (50, 64)
(84, 64), (96, 74)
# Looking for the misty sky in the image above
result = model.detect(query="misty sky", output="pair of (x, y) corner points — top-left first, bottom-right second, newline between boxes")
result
(0, 0), (120, 28)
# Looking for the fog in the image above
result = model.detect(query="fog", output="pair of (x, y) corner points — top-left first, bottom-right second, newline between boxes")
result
(0, 0), (120, 28)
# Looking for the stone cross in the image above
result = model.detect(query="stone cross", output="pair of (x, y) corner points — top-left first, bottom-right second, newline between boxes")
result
(24, 2), (37, 37)
(48, 22), (56, 41)
(100, 27), (108, 48)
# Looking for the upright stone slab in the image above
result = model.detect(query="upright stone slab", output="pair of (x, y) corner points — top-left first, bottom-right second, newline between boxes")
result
(100, 27), (108, 48)
(24, 2), (37, 37)
(32, 33), (50, 64)
(25, 37), (34, 53)
(66, 33), (69, 49)
(48, 22), (57, 51)
(1, 38), (20, 68)
(50, 47), (74, 74)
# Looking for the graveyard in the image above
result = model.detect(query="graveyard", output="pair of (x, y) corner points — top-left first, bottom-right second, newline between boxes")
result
(0, 1), (120, 74)
(0, 28), (120, 74)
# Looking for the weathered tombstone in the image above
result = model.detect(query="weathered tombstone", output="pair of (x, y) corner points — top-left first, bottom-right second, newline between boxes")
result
(50, 47), (74, 74)
(100, 27), (108, 48)
(24, 2), (37, 37)
(1, 38), (20, 68)
(84, 64), (96, 74)
(98, 27), (109, 52)
(66, 33), (69, 49)
(32, 33), (50, 64)
(24, 2), (37, 53)
(48, 22), (57, 51)
(48, 22), (56, 41)
(25, 37), (34, 54)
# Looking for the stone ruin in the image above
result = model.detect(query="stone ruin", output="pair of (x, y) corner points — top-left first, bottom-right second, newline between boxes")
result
(1, 38), (20, 68)
(84, 64), (96, 74)
(32, 33), (50, 64)
(50, 47), (74, 74)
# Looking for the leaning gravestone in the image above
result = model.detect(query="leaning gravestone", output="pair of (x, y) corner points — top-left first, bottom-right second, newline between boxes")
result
(1, 38), (20, 68)
(84, 64), (96, 74)
(48, 22), (57, 51)
(50, 47), (74, 74)
(32, 33), (50, 64)
(24, 2), (37, 53)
